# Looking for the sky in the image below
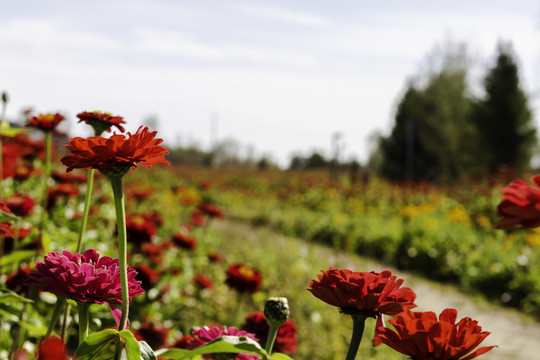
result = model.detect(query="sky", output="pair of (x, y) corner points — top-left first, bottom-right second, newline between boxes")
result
(1, 0), (540, 167)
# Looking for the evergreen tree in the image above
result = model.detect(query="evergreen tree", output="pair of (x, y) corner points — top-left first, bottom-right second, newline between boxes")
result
(474, 42), (536, 174)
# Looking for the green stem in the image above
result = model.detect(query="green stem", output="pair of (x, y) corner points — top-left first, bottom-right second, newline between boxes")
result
(344, 315), (367, 360)
(39, 131), (52, 249)
(264, 323), (280, 356)
(0, 97), (6, 199)
(46, 297), (66, 337)
(75, 169), (95, 253)
(60, 302), (71, 342)
(232, 292), (244, 326)
(77, 302), (90, 345)
(110, 176), (129, 331)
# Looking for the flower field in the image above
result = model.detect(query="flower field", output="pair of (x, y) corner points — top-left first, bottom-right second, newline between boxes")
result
(1, 109), (538, 359)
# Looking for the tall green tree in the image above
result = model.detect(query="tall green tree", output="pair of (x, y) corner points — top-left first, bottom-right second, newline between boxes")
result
(377, 41), (475, 181)
(474, 42), (536, 174)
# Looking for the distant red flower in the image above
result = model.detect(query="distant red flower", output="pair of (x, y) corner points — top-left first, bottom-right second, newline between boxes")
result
(190, 210), (207, 227)
(225, 264), (262, 294)
(207, 252), (223, 263)
(242, 311), (298, 354)
(193, 274), (214, 290)
(4, 194), (35, 217)
(77, 111), (126, 135)
(144, 210), (164, 227)
(27, 113), (65, 132)
(374, 308), (497, 360)
(2, 226), (36, 254)
(199, 181), (211, 190)
(25, 249), (144, 305)
(51, 170), (87, 184)
(189, 325), (259, 360)
(172, 232), (197, 250)
(14, 165), (33, 182)
(47, 183), (79, 210)
(308, 268), (417, 316)
(132, 188), (153, 202)
(133, 263), (160, 291)
(172, 334), (193, 349)
(141, 242), (163, 264)
(133, 322), (169, 350)
(62, 126), (169, 177)
(495, 175), (540, 229)
(2, 141), (31, 179)
(6, 265), (32, 295)
(37, 336), (68, 360)
(126, 214), (157, 248)
(198, 203), (225, 219)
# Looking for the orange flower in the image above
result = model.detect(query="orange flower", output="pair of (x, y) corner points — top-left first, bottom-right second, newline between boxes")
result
(61, 126), (169, 177)
(77, 111), (126, 135)
(374, 308), (496, 360)
(308, 268), (416, 316)
(495, 175), (540, 229)
(26, 113), (65, 132)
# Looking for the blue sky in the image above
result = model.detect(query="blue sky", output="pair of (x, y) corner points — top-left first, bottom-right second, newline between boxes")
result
(1, 0), (539, 166)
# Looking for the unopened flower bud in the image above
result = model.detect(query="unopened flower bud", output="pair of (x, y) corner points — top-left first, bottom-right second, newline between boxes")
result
(264, 297), (289, 327)
(1, 91), (7, 103)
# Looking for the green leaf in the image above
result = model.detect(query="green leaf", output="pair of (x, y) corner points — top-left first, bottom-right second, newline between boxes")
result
(154, 348), (189, 359)
(270, 353), (294, 360)
(170, 336), (268, 360)
(0, 290), (33, 304)
(140, 341), (158, 360)
(18, 320), (47, 337)
(0, 303), (22, 319)
(119, 330), (141, 360)
(0, 250), (35, 267)
(74, 329), (118, 360)
(41, 231), (51, 253)
(0, 210), (18, 222)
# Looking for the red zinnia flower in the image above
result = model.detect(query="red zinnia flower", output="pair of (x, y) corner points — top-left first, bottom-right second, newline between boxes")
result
(374, 308), (497, 360)
(198, 203), (225, 219)
(242, 311), (298, 354)
(126, 214), (157, 248)
(37, 336), (68, 360)
(51, 170), (87, 184)
(133, 263), (160, 291)
(25, 249), (144, 305)
(172, 232), (197, 250)
(225, 264), (262, 294)
(77, 111), (126, 135)
(193, 274), (214, 290)
(3, 194), (35, 217)
(207, 252), (223, 263)
(6, 265), (32, 296)
(172, 334), (193, 349)
(61, 126), (169, 177)
(26, 113), (65, 132)
(495, 175), (540, 229)
(133, 322), (169, 350)
(189, 325), (259, 360)
(141, 242), (163, 264)
(47, 183), (79, 210)
(308, 268), (417, 316)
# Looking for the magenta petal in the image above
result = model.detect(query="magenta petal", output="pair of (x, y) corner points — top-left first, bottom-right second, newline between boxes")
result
(110, 303), (130, 329)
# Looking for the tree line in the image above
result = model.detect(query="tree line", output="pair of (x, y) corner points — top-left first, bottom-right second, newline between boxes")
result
(369, 41), (536, 182)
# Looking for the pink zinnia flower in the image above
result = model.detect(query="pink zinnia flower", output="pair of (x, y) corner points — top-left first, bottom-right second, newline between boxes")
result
(25, 249), (144, 305)
(189, 325), (259, 360)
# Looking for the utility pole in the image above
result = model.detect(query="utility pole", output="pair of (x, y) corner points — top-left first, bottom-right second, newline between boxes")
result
(330, 132), (343, 181)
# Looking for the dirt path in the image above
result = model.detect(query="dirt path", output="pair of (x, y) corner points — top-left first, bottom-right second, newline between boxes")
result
(214, 220), (540, 360)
